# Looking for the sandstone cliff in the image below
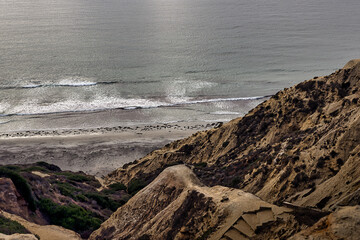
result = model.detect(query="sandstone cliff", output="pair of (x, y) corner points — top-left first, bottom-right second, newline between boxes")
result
(290, 205), (360, 240)
(107, 59), (360, 212)
(3, 60), (360, 239)
(90, 165), (313, 240)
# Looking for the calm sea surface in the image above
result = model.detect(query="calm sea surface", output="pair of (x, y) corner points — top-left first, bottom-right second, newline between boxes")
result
(1, 0), (360, 131)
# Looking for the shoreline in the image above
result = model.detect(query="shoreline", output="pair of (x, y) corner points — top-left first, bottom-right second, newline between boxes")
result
(0, 122), (220, 139)
(0, 121), (218, 176)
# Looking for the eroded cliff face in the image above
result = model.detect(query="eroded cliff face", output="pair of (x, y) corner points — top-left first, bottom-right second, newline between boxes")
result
(290, 205), (360, 240)
(107, 59), (360, 212)
(0, 178), (31, 222)
(90, 165), (308, 240)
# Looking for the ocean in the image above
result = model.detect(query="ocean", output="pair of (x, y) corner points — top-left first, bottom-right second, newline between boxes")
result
(1, 0), (360, 132)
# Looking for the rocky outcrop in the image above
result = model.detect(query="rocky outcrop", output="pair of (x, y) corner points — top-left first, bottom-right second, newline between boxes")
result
(290, 205), (360, 240)
(0, 178), (30, 221)
(90, 165), (320, 240)
(107, 59), (360, 212)
(0, 233), (38, 240)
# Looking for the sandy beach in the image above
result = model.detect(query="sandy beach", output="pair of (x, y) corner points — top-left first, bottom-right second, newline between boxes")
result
(0, 121), (218, 176)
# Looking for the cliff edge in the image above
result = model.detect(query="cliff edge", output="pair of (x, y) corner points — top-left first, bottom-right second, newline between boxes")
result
(90, 165), (306, 240)
(107, 59), (360, 212)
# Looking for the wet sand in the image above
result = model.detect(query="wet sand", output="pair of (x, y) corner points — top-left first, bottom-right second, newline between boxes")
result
(0, 122), (218, 176)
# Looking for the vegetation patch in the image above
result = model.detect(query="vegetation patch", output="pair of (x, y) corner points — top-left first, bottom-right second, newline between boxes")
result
(0, 167), (36, 211)
(21, 162), (61, 173)
(55, 171), (94, 183)
(22, 166), (50, 173)
(35, 161), (61, 171)
(55, 181), (81, 198)
(0, 215), (29, 235)
(38, 198), (102, 238)
(2, 165), (21, 171)
(76, 194), (88, 202)
(84, 193), (121, 211)
(128, 178), (147, 195)
(102, 182), (127, 194)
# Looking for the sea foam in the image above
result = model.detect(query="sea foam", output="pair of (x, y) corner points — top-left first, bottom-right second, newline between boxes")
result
(0, 95), (269, 116)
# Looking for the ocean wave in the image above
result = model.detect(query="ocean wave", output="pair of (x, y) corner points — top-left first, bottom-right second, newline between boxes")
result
(1, 97), (166, 116)
(210, 111), (241, 115)
(181, 96), (269, 104)
(0, 77), (117, 90)
(0, 95), (270, 117)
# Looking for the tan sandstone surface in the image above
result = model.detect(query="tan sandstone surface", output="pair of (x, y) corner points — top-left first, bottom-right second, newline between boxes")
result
(90, 165), (312, 240)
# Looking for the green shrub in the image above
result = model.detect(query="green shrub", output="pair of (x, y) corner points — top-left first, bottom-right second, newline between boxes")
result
(35, 161), (61, 171)
(127, 178), (146, 195)
(55, 172), (93, 183)
(85, 193), (121, 211)
(55, 182), (80, 198)
(108, 182), (127, 191)
(0, 215), (29, 234)
(22, 166), (49, 173)
(102, 182), (127, 194)
(76, 194), (88, 202)
(3, 165), (21, 171)
(0, 167), (36, 211)
(38, 198), (102, 236)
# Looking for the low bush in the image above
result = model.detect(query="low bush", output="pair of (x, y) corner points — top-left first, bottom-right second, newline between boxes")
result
(127, 178), (147, 195)
(109, 182), (127, 191)
(0, 215), (29, 235)
(3, 165), (21, 171)
(38, 198), (102, 237)
(76, 194), (88, 202)
(35, 161), (61, 171)
(22, 166), (49, 173)
(55, 172), (94, 183)
(85, 193), (121, 211)
(102, 182), (127, 194)
(55, 182), (80, 198)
